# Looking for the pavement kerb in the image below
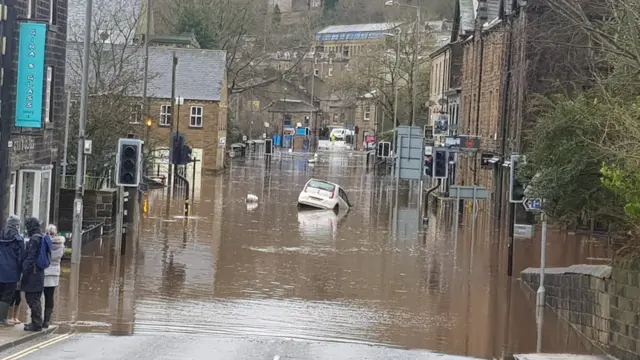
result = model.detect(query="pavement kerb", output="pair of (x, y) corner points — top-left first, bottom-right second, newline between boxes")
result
(0, 326), (58, 353)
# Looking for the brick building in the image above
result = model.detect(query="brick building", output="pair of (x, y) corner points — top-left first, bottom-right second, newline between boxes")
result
(0, 0), (68, 225)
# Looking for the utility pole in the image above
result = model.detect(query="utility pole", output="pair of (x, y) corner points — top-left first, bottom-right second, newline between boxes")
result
(62, 90), (71, 183)
(72, 0), (93, 264)
(0, 0), (17, 223)
(411, 7), (420, 127)
(537, 212), (548, 307)
(167, 52), (177, 193)
(141, 0), (152, 174)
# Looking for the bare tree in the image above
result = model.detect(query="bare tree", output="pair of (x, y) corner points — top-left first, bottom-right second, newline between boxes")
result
(66, 0), (154, 179)
(164, 0), (317, 95)
(330, 24), (433, 127)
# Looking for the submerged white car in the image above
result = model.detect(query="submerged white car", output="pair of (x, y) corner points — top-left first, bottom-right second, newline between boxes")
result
(297, 179), (352, 211)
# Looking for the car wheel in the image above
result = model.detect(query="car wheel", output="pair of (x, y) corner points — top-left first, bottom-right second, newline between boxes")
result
(333, 204), (339, 213)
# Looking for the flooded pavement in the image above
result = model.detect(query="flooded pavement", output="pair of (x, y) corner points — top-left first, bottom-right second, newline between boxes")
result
(42, 152), (611, 358)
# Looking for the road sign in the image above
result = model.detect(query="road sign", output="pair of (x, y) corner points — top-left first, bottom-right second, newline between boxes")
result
(396, 126), (424, 181)
(84, 139), (92, 154)
(139, 183), (149, 193)
(447, 185), (489, 200)
(514, 224), (534, 239)
(523, 198), (543, 211)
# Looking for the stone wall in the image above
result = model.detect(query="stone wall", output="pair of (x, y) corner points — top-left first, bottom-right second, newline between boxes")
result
(58, 188), (117, 234)
(521, 264), (640, 360)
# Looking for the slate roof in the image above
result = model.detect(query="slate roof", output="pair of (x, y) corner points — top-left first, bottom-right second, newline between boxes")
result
(66, 45), (226, 101)
(265, 99), (318, 113)
(147, 48), (226, 101)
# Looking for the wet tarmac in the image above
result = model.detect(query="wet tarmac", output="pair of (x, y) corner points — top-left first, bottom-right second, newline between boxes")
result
(22, 152), (613, 358)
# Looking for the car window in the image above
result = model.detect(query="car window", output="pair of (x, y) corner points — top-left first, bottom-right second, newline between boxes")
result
(339, 189), (350, 204)
(307, 180), (335, 192)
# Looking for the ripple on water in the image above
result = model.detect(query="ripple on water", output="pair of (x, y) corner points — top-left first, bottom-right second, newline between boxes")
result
(132, 298), (454, 347)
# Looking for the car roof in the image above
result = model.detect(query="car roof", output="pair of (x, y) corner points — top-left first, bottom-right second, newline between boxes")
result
(307, 179), (340, 187)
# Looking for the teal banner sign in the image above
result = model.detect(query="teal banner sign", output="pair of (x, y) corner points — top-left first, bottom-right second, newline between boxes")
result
(15, 22), (47, 128)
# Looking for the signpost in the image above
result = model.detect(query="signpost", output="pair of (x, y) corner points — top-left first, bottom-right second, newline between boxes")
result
(514, 224), (534, 239)
(446, 185), (490, 263)
(523, 198), (543, 211)
(522, 195), (547, 308)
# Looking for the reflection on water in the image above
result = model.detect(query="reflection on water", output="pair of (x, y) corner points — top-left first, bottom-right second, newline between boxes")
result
(50, 153), (610, 358)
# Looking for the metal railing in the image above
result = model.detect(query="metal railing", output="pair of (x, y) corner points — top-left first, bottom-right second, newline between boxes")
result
(61, 175), (112, 190)
(81, 221), (104, 246)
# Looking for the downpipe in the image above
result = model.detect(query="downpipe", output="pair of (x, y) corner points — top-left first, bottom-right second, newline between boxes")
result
(423, 179), (442, 226)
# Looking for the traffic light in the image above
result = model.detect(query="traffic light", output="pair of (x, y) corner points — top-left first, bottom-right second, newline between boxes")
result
(432, 149), (448, 179)
(115, 138), (143, 187)
(509, 155), (525, 203)
(170, 132), (185, 164)
(377, 141), (391, 158)
(265, 139), (273, 154)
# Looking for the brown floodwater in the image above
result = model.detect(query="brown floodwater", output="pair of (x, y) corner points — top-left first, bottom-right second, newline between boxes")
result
(46, 152), (611, 358)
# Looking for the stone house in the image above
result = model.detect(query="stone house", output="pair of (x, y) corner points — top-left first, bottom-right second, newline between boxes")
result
(452, 0), (595, 230)
(0, 0), (69, 225)
(144, 48), (228, 173)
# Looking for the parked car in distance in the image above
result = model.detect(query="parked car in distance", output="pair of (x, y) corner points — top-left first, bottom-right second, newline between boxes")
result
(297, 179), (351, 211)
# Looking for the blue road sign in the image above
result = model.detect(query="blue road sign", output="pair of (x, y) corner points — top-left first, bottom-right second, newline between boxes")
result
(523, 198), (543, 211)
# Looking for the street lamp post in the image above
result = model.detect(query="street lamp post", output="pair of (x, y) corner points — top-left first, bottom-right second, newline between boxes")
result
(71, 0), (94, 264)
(385, 0), (420, 127)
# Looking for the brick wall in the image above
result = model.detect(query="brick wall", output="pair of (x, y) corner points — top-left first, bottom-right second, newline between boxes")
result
(58, 188), (117, 233)
(521, 264), (640, 360)
(3, 0), (68, 223)
(146, 98), (225, 171)
(458, 24), (507, 218)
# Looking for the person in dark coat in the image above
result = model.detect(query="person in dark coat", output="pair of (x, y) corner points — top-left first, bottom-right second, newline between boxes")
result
(22, 217), (45, 331)
(0, 215), (24, 326)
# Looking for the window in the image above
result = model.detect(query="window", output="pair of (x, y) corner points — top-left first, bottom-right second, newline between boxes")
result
(190, 106), (203, 127)
(333, 114), (338, 123)
(314, 68), (319, 76)
(27, 0), (35, 18)
(17, 169), (52, 232)
(342, 47), (349, 58)
(363, 105), (371, 121)
(44, 66), (53, 123)
(159, 104), (172, 126)
(50, 0), (58, 25)
(328, 67), (333, 77)
(9, 172), (16, 216)
(129, 104), (142, 124)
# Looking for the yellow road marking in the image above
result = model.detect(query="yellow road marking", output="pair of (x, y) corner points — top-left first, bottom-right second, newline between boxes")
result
(2, 333), (72, 360)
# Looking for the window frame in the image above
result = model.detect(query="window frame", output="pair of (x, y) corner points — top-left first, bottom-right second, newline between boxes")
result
(159, 104), (172, 126)
(44, 66), (53, 123)
(27, 0), (36, 19)
(189, 105), (203, 128)
(49, 0), (58, 25)
(129, 103), (143, 124)
(363, 105), (371, 121)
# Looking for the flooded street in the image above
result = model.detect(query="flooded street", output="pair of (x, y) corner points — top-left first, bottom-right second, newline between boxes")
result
(40, 152), (611, 358)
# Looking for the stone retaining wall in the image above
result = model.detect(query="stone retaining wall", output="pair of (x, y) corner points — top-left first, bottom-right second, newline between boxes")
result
(521, 264), (640, 360)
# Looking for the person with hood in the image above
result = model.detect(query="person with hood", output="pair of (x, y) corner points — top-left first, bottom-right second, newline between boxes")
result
(0, 215), (24, 326)
(43, 224), (64, 329)
(22, 217), (48, 331)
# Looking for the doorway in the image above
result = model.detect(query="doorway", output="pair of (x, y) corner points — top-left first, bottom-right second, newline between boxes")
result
(17, 169), (52, 231)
